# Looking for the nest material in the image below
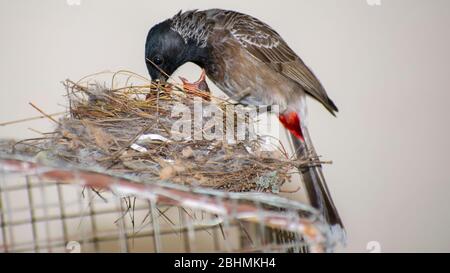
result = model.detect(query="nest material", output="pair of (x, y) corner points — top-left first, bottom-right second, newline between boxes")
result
(4, 76), (318, 192)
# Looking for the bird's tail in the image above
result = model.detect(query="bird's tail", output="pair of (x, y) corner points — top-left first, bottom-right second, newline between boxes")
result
(279, 112), (346, 242)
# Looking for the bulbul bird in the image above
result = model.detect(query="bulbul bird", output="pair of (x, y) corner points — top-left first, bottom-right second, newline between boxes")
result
(145, 9), (344, 239)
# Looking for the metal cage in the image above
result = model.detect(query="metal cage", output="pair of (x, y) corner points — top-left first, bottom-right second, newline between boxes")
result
(0, 158), (335, 253)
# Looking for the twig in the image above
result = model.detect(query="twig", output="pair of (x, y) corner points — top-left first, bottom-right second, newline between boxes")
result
(0, 112), (65, 127)
(28, 102), (61, 125)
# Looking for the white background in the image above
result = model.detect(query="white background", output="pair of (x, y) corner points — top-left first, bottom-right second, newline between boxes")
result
(1, 0), (450, 252)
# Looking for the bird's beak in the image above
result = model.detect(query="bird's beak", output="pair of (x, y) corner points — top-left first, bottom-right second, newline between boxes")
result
(146, 58), (169, 83)
(149, 71), (168, 85)
(156, 76), (167, 85)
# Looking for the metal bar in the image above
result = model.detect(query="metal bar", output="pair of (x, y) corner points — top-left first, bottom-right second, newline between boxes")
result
(178, 207), (190, 253)
(3, 222), (227, 250)
(0, 171), (15, 252)
(56, 184), (69, 249)
(0, 182), (59, 193)
(149, 199), (161, 252)
(0, 176), (9, 252)
(37, 176), (53, 252)
(25, 176), (39, 252)
(117, 197), (129, 253)
(212, 220), (220, 252)
(87, 189), (100, 252)
(0, 204), (150, 228)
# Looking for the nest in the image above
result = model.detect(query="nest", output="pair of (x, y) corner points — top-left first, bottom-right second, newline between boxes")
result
(3, 73), (318, 193)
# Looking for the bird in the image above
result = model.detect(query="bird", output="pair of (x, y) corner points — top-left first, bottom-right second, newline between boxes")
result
(145, 9), (345, 240)
(179, 69), (211, 100)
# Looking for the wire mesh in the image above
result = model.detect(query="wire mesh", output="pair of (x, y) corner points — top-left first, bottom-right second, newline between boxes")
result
(0, 157), (336, 253)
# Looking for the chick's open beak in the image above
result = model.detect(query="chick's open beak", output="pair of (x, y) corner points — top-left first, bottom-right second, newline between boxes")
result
(179, 70), (211, 101)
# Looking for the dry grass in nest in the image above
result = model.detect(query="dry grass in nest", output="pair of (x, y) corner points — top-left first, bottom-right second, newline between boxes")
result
(3, 72), (322, 193)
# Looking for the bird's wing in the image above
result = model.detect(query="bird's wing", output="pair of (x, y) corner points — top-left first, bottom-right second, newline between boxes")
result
(226, 12), (338, 114)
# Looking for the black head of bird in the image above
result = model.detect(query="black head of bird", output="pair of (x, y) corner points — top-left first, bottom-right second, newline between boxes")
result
(145, 18), (209, 82)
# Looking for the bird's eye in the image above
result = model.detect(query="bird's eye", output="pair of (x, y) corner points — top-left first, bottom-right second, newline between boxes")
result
(153, 55), (163, 66)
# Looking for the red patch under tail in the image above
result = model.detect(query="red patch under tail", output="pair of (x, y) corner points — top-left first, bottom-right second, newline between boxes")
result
(278, 112), (304, 142)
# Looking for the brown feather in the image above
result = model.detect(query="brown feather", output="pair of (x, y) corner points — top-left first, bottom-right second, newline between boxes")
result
(215, 11), (338, 114)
